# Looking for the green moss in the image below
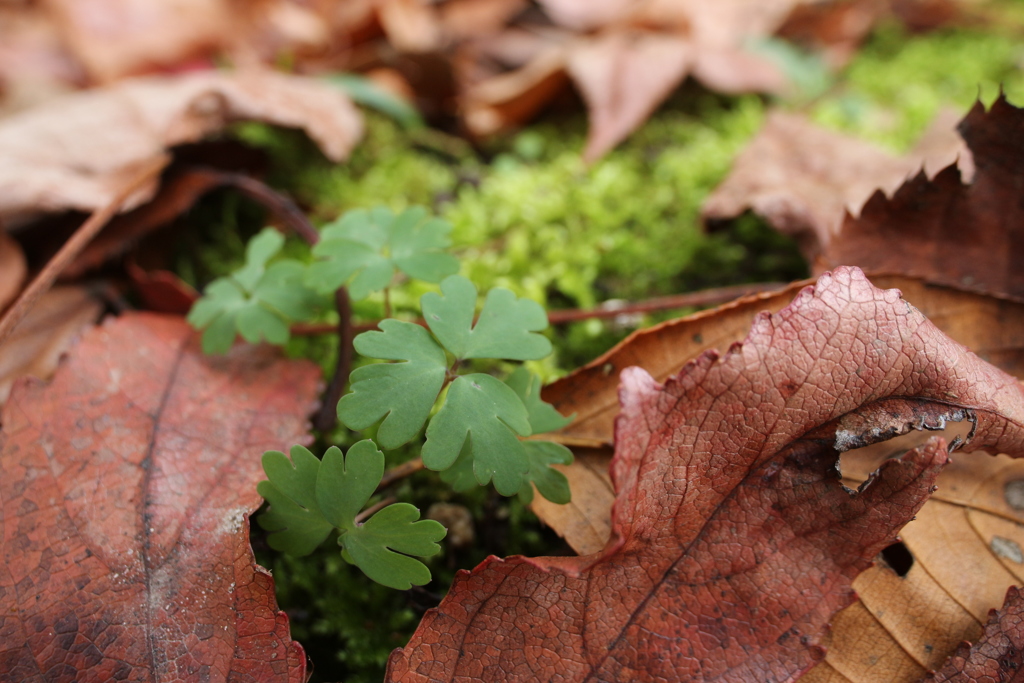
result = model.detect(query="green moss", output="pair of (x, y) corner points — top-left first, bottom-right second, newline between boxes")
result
(810, 22), (1024, 150)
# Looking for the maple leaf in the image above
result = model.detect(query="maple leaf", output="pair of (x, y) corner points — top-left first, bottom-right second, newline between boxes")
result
(0, 313), (319, 681)
(821, 94), (1024, 299)
(387, 267), (1024, 682)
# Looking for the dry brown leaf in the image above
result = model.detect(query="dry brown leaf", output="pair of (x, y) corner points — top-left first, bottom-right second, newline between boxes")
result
(702, 108), (969, 260)
(439, 0), (528, 40)
(377, 0), (443, 53)
(820, 95), (1024, 299)
(0, 69), (362, 226)
(536, 273), (1024, 681)
(797, 433), (1024, 680)
(925, 586), (1024, 681)
(539, 274), (1024, 538)
(566, 31), (692, 162)
(391, 267), (1024, 682)
(0, 232), (27, 312)
(40, 0), (232, 82)
(0, 2), (81, 114)
(0, 286), (102, 406)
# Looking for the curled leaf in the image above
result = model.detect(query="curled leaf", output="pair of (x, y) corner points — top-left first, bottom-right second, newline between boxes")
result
(387, 267), (1024, 682)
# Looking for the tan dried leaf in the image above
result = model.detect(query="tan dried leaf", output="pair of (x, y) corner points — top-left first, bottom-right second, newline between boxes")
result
(0, 70), (363, 225)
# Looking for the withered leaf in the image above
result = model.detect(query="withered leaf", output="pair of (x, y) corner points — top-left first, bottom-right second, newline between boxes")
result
(821, 94), (1024, 299)
(0, 286), (102, 407)
(0, 313), (320, 681)
(387, 267), (1024, 681)
(0, 70), (363, 225)
(538, 275), (1024, 554)
(925, 586), (1024, 682)
(703, 107), (969, 261)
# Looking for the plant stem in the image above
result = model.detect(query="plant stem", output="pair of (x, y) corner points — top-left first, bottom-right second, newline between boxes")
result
(208, 168), (358, 434)
(313, 288), (354, 432)
(354, 497), (396, 525)
(383, 286), (392, 319)
(378, 457), (425, 491)
(0, 154), (168, 349)
(289, 281), (788, 337)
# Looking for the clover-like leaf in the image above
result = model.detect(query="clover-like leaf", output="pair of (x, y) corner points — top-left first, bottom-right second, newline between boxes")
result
(342, 503), (447, 590)
(422, 275), (551, 360)
(315, 441), (383, 531)
(422, 373), (532, 496)
(187, 228), (321, 354)
(308, 206), (458, 300)
(258, 440), (445, 589)
(504, 366), (574, 433)
(337, 320), (448, 449)
(517, 441), (573, 505)
(257, 446), (334, 557)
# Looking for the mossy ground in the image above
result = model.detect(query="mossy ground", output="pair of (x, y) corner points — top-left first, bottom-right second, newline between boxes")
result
(175, 15), (1024, 682)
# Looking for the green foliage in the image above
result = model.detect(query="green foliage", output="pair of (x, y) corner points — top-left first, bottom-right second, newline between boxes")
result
(258, 441), (446, 590)
(308, 206), (459, 300)
(338, 274), (573, 499)
(421, 275), (551, 360)
(338, 320), (448, 450)
(187, 227), (320, 353)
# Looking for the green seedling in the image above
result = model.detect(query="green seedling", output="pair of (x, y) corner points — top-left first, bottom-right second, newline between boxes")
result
(338, 275), (573, 499)
(187, 228), (320, 353)
(258, 441), (446, 590)
(306, 205), (459, 300)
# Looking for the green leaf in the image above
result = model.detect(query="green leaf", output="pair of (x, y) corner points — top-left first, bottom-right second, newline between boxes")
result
(337, 320), (448, 449)
(257, 446), (334, 556)
(316, 442), (383, 532)
(341, 503), (446, 590)
(235, 227), (284, 290)
(421, 275), (551, 360)
(422, 373), (532, 496)
(257, 441), (446, 590)
(187, 229), (321, 353)
(504, 366), (574, 434)
(325, 73), (425, 129)
(437, 439), (476, 492)
(517, 441), (574, 505)
(309, 206), (458, 300)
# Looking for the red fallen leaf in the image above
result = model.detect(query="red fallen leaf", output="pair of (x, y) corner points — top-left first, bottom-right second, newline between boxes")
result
(820, 94), (1024, 299)
(387, 267), (1024, 682)
(926, 586), (1024, 682)
(0, 313), (319, 681)
(126, 259), (199, 315)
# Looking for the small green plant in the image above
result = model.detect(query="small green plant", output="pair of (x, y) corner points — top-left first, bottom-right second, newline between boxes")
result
(186, 227), (321, 353)
(257, 441), (445, 590)
(188, 206), (574, 589)
(339, 274), (574, 500)
(306, 205), (459, 300)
